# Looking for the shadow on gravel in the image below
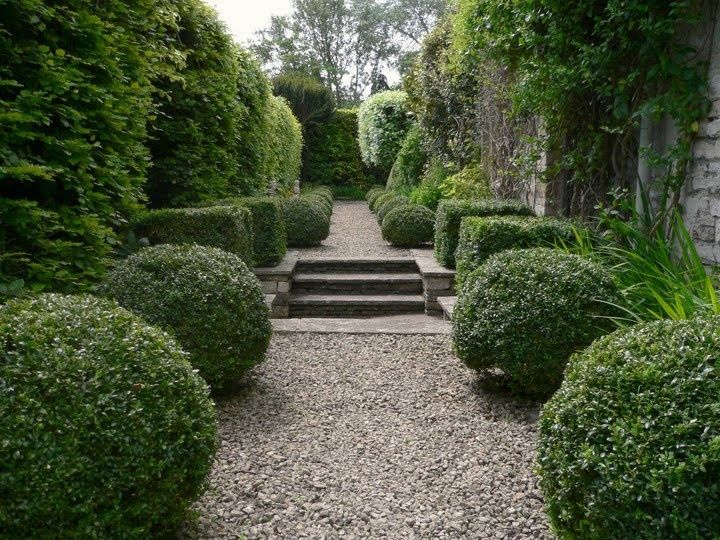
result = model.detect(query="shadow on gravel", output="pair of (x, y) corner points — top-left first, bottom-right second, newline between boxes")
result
(469, 371), (541, 424)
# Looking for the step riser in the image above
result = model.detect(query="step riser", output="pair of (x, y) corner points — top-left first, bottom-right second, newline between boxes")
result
(290, 304), (424, 318)
(295, 262), (418, 273)
(293, 282), (423, 295)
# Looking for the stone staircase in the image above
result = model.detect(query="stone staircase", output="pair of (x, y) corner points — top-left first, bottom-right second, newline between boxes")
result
(289, 258), (425, 317)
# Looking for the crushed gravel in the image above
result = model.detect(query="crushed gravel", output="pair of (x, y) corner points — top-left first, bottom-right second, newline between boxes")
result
(300, 201), (411, 258)
(186, 333), (552, 539)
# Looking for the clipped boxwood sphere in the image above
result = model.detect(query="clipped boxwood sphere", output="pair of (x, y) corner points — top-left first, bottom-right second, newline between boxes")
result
(538, 317), (720, 538)
(283, 196), (331, 247)
(371, 191), (397, 213)
(453, 248), (619, 396)
(366, 186), (385, 202)
(0, 294), (217, 537)
(382, 204), (435, 247)
(377, 195), (409, 224)
(104, 244), (272, 392)
(367, 188), (387, 209)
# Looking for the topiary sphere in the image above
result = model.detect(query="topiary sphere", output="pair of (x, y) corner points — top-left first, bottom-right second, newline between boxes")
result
(377, 195), (410, 225)
(104, 244), (272, 392)
(381, 204), (435, 247)
(366, 186), (385, 202)
(0, 294), (217, 537)
(371, 191), (397, 213)
(283, 196), (331, 247)
(453, 248), (619, 396)
(304, 192), (333, 218)
(538, 316), (720, 538)
(367, 188), (387, 209)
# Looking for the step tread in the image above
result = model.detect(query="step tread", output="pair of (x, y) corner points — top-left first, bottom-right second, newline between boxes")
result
(291, 294), (425, 305)
(294, 273), (422, 283)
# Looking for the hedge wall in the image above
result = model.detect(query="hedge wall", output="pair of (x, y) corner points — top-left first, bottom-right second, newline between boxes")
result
(358, 90), (414, 174)
(0, 0), (175, 295)
(263, 96), (303, 195)
(303, 109), (375, 191)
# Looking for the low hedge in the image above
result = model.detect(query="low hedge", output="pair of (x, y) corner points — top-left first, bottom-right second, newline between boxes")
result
(453, 248), (619, 396)
(283, 197), (331, 247)
(377, 196), (410, 225)
(132, 206), (254, 264)
(455, 216), (575, 286)
(434, 199), (535, 268)
(199, 196), (286, 267)
(104, 244), (272, 393)
(371, 191), (397, 214)
(538, 316), (720, 537)
(366, 186), (385, 202)
(367, 189), (387, 209)
(382, 205), (435, 247)
(0, 294), (216, 537)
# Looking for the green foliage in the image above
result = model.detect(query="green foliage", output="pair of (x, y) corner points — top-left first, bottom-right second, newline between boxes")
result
(382, 205), (435, 247)
(199, 197), (287, 267)
(377, 196), (410, 225)
(453, 248), (619, 396)
(0, 0), (175, 295)
(452, 0), (710, 216)
(538, 316), (720, 538)
(282, 197), (331, 247)
(303, 109), (375, 191)
(132, 206), (254, 264)
(409, 181), (443, 211)
(104, 244), (272, 392)
(434, 198), (535, 268)
(456, 216), (575, 286)
(358, 90), (414, 173)
(439, 164), (491, 200)
(367, 188), (387, 209)
(263, 96), (304, 195)
(147, 0), (245, 207)
(331, 185), (368, 200)
(387, 125), (429, 191)
(370, 191), (398, 213)
(272, 73), (336, 132)
(0, 293), (216, 537)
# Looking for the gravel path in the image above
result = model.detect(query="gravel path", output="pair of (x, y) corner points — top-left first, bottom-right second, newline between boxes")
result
(300, 201), (411, 258)
(188, 334), (552, 539)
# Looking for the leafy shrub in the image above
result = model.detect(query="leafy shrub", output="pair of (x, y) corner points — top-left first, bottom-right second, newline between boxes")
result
(387, 125), (428, 191)
(302, 186), (333, 218)
(283, 197), (331, 247)
(263, 96), (303, 194)
(272, 73), (335, 132)
(434, 199), (535, 268)
(303, 109), (375, 191)
(0, 294), (216, 537)
(367, 189), (387, 209)
(0, 0), (175, 294)
(456, 216), (575, 286)
(538, 317), (720, 538)
(439, 164), (492, 200)
(409, 181), (443, 211)
(371, 192), (398, 214)
(453, 248), (619, 396)
(358, 90), (414, 173)
(147, 0), (245, 207)
(382, 205), (435, 247)
(104, 245), (272, 392)
(377, 196), (410, 225)
(199, 197), (287, 267)
(330, 185), (367, 200)
(132, 206), (254, 264)
(366, 186), (386, 202)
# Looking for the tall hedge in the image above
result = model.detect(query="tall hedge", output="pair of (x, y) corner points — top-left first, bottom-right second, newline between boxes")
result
(387, 124), (428, 191)
(357, 90), (414, 174)
(273, 73), (336, 133)
(0, 0), (175, 295)
(263, 96), (303, 195)
(303, 109), (375, 190)
(146, 0), (244, 207)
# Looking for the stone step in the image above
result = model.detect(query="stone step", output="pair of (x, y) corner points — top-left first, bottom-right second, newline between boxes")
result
(292, 273), (423, 295)
(295, 257), (418, 274)
(289, 294), (425, 318)
(437, 296), (457, 321)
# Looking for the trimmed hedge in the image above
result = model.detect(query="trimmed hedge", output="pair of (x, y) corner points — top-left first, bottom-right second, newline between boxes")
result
(434, 199), (535, 268)
(453, 248), (619, 396)
(0, 294), (216, 537)
(367, 189), (387, 209)
(200, 197), (286, 267)
(283, 197), (331, 247)
(273, 73), (335, 132)
(303, 109), (375, 191)
(132, 206), (254, 264)
(371, 191), (398, 214)
(377, 196), (410, 225)
(538, 317), (720, 537)
(366, 186), (386, 202)
(455, 216), (575, 286)
(387, 125), (428, 191)
(0, 0), (175, 294)
(147, 0), (245, 207)
(382, 204), (435, 247)
(358, 90), (413, 173)
(104, 245), (272, 392)
(263, 95), (303, 195)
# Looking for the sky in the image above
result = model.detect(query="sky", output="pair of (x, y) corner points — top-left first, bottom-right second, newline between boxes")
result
(204, 0), (294, 44)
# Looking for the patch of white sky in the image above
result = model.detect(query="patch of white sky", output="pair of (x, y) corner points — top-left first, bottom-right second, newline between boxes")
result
(203, 0), (294, 45)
